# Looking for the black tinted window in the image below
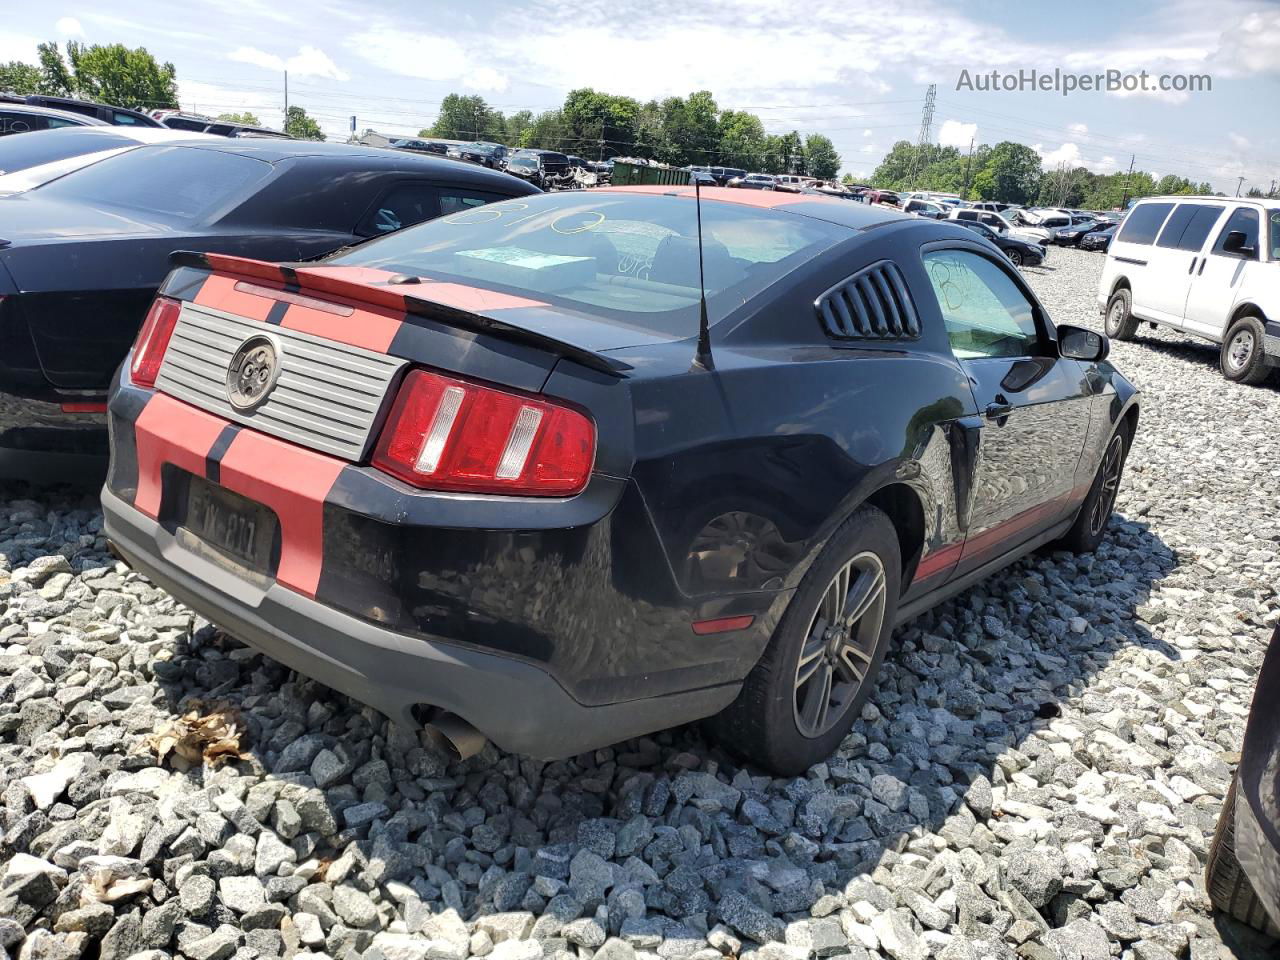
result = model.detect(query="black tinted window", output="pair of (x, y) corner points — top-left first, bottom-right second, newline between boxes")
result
(35, 145), (271, 221)
(357, 183), (439, 236)
(1156, 204), (1221, 250)
(0, 128), (131, 174)
(0, 111), (47, 135)
(163, 117), (209, 132)
(1116, 202), (1174, 245)
(1212, 207), (1260, 256)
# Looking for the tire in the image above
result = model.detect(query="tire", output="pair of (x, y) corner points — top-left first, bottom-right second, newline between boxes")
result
(708, 505), (901, 776)
(1104, 288), (1139, 341)
(1206, 779), (1280, 936)
(1059, 427), (1129, 553)
(1007, 249), (1024, 267)
(1220, 315), (1274, 385)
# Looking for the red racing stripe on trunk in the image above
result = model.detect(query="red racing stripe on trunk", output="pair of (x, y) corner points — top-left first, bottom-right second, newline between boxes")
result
(410, 282), (547, 312)
(191, 274), (275, 322)
(215, 430), (344, 598)
(133, 393), (232, 518)
(278, 302), (403, 352)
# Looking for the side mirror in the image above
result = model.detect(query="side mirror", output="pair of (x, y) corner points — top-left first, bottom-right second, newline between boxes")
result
(1058, 324), (1110, 363)
(1221, 230), (1257, 258)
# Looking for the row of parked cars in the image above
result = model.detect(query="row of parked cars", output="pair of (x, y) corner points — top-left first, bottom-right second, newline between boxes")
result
(2, 97), (1279, 932)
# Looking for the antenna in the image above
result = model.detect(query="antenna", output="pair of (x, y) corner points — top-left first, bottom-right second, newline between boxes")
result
(692, 177), (714, 371)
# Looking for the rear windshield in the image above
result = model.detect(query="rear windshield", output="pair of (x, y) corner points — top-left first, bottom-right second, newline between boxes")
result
(34, 144), (272, 222)
(329, 192), (848, 336)
(0, 128), (133, 175)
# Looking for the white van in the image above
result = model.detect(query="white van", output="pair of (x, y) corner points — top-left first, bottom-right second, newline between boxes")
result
(1098, 197), (1280, 383)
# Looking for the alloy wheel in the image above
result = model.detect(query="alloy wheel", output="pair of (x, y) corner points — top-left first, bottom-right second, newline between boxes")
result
(793, 552), (887, 738)
(1088, 435), (1125, 538)
(1226, 330), (1255, 373)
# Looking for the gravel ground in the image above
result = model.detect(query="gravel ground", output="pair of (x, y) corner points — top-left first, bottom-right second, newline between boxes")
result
(2, 248), (1279, 960)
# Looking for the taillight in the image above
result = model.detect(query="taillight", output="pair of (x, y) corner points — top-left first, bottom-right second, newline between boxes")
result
(372, 369), (595, 496)
(129, 296), (181, 387)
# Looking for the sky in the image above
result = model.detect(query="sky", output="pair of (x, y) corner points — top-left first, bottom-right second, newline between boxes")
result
(2, 0), (1278, 193)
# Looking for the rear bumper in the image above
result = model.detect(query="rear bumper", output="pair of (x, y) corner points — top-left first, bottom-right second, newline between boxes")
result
(102, 486), (739, 758)
(1262, 319), (1280, 362)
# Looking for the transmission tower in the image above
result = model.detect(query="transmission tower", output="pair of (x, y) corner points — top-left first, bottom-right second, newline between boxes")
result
(905, 85), (936, 189)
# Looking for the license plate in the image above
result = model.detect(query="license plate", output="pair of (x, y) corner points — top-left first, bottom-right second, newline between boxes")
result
(181, 476), (277, 574)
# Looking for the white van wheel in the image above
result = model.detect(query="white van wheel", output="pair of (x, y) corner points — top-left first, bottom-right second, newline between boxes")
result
(1104, 289), (1139, 341)
(1220, 316), (1274, 386)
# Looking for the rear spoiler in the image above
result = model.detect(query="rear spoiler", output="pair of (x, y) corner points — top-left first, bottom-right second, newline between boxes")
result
(167, 251), (632, 377)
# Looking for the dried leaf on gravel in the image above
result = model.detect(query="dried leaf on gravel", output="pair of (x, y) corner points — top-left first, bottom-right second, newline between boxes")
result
(147, 701), (250, 768)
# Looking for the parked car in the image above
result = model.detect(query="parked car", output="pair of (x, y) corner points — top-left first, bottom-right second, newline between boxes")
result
(0, 103), (108, 136)
(969, 201), (1011, 213)
(902, 198), (947, 219)
(389, 138), (448, 155)
(1056, 220), (1109, 247)
(4, 94), (161, 128)
(505, 149), (572, 189)
(0, 139), (539, 472)
(449, 142), (509, 169)
(774, 174), (808, 192)
(866, 189), (901, 206)
(710, 166), (746, 185)
(0, 126), (219, 196)
(1206, 623), (1280, 935)
(101, 186), (1138, 774)
(952, 219), (1046, 267)
(730, 172), (777, 190)
(153, 111), (288, 139)
(1079, 223), (1118, 252)
(949, 207), (1053, 245)
(1099, 196), (1280, 384)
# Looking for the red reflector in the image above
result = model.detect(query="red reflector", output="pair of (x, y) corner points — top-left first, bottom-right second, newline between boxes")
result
(692, 615), (755, 635)
(59, 402), (108, 413)
(129, 296), (182, 388)
(372, 369), (595, 496)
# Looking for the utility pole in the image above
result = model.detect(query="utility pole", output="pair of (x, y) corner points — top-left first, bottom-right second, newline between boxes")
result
(283, 70), (288, 130)
(1235, 176), (1245, 197)
(598, 118), (605, 162)
(960, 137), (975, 199)
(1119, 154), (1135, 209)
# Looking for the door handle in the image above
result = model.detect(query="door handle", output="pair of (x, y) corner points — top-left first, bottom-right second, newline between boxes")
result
(985, 398), (1014, 421)
(1187, 257), (1197, 274)
(1198, 258), (1207, 275)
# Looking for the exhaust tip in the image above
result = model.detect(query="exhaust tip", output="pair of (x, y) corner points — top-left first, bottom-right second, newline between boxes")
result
(421, 711), (486, 762)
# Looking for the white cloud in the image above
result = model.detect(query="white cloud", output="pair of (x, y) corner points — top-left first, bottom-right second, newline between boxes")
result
(176, 78), (284, 132)
(229, 44), (349, 81)
(1216, 9), (1280, 75)
(938, 119), (977, 148)
(1034, 141), (1119, 174)
(55, 17), (84, 37)
(1068, 122), (1088, 135)
(0, 31), (39, 63)
(1228, 132), (1249, 150)
(347, 28), (507, 91)
(863, 128), (872, 137)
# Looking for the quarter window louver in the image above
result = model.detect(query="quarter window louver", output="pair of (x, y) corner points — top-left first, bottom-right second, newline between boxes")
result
(816, 261), (921, 341)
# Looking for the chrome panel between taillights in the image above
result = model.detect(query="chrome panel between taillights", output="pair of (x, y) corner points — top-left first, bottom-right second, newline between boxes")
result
(154, 301), (407, 461)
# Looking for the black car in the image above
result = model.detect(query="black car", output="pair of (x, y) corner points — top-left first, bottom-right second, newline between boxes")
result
(450, 141), (508, 169)
(0, 139), (538, 472)
(0, 103), (108, 136)
(1055, 220), (1107, 247)
(1207, 624), (1280, 935)
(8, 94), (161, 128)
(390, 138), (449, 155)
(711, 166), (746, 185)
(155, 111), (288, 139)
(954, 219), (1046, 267)
(1079, 223), (1118, 252)
(505, 149), (571, 189)
(101, 186), (1138, 774)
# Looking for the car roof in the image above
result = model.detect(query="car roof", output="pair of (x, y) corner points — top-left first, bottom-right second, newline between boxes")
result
(1133, 195), (1271, 208)
(61, 126), (222, 144)
(0, 103), (108, 125)
(157, 137), (474, 164)
(597, 184), (909, 231)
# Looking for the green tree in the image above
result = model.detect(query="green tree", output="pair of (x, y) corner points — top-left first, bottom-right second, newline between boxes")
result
(717, 109), (766, 169)
(37, 42), (74, 96)
(561, 88), (640, 160)
(522, 109), (567, 151)
(656, 91), (719, 165)
(217, 111), (261, 126)
(871, 140), (919, 187)
(803, 134), (840, 179)
(429, 93), (504, 142)
(971, 141), (1042, 203)
(0, 61), (41, 94)
(284, 105), (325, 141)
(65, 41), (177, 110)
(503, 110), (533, 147)
(762, 130), (803, 174)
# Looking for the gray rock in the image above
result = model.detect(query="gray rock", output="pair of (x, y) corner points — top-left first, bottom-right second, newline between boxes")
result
(217, 876), (265, 915)
(1042, 920), (1111, 960)
(715, 892), (784, 944)
(333, 885), (378, 928)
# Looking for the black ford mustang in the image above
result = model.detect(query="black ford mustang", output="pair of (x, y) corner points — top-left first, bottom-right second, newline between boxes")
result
(0, 138), (537, 473)
(101, 187), (1139, 774)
